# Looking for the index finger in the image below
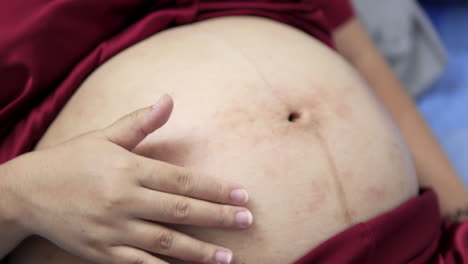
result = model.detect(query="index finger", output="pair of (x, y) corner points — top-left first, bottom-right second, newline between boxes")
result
(137, 157), (249, 206)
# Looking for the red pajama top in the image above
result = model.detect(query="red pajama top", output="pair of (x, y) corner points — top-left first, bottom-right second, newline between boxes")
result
(1, 1), (467, 264)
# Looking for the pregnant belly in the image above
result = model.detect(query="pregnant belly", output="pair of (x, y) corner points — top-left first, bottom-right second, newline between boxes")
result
(23, 16), (418, 263)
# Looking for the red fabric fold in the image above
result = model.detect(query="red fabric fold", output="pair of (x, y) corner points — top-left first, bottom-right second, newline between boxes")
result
(293, 189), (468, 264)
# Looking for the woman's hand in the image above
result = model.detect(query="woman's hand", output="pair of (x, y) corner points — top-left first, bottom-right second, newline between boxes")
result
(2, 95), (250, 264)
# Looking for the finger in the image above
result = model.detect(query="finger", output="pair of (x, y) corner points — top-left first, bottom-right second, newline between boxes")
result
(123, 221), (233, 264)
(109, 245), (169, 264)
(103, 94), (174, 150)
(138, 158), (249, 205)
(132, 189), (253, 229)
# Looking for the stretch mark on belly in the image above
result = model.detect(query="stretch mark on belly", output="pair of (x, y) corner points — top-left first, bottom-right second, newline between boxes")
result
(312, 129), (353, 224)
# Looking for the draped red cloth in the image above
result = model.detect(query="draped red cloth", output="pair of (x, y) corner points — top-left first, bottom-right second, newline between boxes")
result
(1, 1), (467, 264)
(294, 189), (468, 264)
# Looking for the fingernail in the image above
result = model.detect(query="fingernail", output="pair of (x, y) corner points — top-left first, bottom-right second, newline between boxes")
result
(230, 189), (249, 204)
(151, 94), (168, 111)
(235, 210), (253, 228)
(215, 250), (232, 264)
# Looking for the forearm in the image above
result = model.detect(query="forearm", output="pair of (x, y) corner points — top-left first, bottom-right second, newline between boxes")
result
(0, 160), (29, 258)
(334, 19), (468, 218)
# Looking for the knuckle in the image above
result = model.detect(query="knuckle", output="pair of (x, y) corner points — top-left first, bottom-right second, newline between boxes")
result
(173, 198), (191, 221)
(176, 169), (194, 195)
(214, 182), (226, 202)
(151, 163), (163, 178)
(128, 111), (149, 137)
(198, 242), (215, 263)
(128, 110), (140, 125)
(155, 230), (175, 251)
(113, 157), (139, 172)
(217, 205), (229, 227)
(102, 188), (126, 212)
(103, 195), (118, 211)
(148, 162), (164, 186)
(84, 235), (103, 249)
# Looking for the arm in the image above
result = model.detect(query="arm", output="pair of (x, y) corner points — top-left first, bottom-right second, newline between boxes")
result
(333, 18), (468, 219)
(0, 164), (28, 259)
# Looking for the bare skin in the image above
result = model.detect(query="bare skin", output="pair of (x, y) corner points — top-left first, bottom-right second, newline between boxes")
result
(8, 16), (418, 264)
(0, 95), (252, 264)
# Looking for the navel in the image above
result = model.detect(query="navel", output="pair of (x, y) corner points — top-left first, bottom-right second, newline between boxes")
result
(287, 111), (301, 122)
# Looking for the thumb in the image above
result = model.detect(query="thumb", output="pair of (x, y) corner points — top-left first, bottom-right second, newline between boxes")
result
(103, 94), (174, 150)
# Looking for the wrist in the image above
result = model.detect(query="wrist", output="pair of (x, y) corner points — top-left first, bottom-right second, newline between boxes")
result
(0, 159), (30, 240)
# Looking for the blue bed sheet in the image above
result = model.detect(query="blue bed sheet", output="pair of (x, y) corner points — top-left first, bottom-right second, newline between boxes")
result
(417, 3), (468, 186)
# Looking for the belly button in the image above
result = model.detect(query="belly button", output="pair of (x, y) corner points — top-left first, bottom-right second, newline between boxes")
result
(288, 111), (301, 123)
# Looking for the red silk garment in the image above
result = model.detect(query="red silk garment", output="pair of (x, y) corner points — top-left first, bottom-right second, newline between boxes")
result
(0, 0), (353, 163)
(294, 189), (468, 264)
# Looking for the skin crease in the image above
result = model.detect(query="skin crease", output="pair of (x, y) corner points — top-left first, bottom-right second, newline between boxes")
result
(8, 16), (419, 264)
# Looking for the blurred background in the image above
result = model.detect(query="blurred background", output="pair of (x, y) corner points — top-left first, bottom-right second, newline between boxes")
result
(353, 0), (468, 187)
(418, 1), (468, 187)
